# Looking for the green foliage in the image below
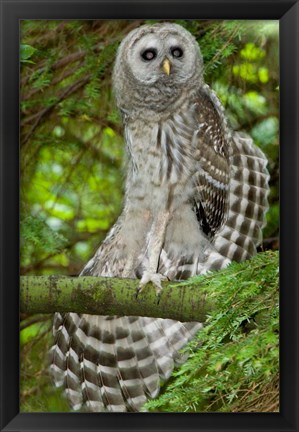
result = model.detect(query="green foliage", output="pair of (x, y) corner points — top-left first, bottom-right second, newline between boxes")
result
(21, 214), (68, 269)
(20, 44), (37, 63)
(20, 320), (50, 345)
(20, 20), (279, 412)
(20, 321), (70, 412)
(144, 251), (279, 413)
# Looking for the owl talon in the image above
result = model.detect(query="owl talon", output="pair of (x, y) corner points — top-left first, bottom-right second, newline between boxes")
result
(135, 286), (142, 299)
(156, 291), (162, 305)
(137, 271), (168, 299)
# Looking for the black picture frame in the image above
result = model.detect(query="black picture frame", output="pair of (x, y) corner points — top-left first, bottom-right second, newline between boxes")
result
(0, 1), (298, 431)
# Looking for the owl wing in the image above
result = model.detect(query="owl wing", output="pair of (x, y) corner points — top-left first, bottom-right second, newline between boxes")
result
(192, 85), (231, 238)
(158, 86), (269, 281)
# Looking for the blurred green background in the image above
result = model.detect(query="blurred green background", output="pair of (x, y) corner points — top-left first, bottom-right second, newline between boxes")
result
(20, 20), (279, 412)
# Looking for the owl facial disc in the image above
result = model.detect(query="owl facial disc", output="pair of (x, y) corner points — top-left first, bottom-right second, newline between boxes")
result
(113, 23), (205, 114)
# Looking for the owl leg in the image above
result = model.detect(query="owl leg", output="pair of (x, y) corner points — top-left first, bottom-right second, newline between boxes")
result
(122, 255), (135, 278)
(137, 211), (170, 300)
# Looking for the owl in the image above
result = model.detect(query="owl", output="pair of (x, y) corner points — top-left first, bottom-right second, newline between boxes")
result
(50, 23), (269, 412)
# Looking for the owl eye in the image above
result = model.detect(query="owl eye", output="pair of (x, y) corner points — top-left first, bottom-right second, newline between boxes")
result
(141, 49), (157, 61)
(171, 47), (183, 58)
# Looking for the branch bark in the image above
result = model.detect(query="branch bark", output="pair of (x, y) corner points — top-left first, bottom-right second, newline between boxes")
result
(20, 275), (215, 322)
(20, 251), (278, 323)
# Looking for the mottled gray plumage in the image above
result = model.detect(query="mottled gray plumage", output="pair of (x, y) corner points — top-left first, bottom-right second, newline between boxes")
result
(50, 23), (269, 412)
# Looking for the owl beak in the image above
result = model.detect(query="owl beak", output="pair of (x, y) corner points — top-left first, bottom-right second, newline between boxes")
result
(162, 58), (171, 76)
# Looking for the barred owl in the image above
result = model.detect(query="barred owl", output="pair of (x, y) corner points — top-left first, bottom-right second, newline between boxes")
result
(50, 23), (269, 412)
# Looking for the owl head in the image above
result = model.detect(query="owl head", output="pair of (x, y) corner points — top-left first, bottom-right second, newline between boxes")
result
(113, 23), (204, 115)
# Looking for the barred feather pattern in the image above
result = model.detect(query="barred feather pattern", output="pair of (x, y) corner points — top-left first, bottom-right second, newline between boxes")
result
(50, 24), (269, 412)
(50, 313), (202, 412)
(50, 87), (269, 411)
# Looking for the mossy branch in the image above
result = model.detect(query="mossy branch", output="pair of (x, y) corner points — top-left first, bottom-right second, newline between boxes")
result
(20, 274), (214, 322)
(20, 251), (278, 322)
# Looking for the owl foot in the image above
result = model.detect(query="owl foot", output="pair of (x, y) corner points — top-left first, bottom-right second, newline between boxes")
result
(136, 271), (168, 303)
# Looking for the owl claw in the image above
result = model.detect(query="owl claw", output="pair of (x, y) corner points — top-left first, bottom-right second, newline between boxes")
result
(136, 271), (168, 300)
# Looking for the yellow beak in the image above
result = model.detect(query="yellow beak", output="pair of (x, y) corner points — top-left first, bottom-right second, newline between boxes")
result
(162, 58), (171, 76)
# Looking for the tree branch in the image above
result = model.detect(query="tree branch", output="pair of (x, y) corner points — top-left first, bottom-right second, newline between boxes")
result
(20, 251), (278, 323)
(21, 75), (91, 146)
(20, 275), (215, 322)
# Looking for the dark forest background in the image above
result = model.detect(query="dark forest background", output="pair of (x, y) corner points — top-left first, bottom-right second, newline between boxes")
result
(20, 20), (279, 412)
